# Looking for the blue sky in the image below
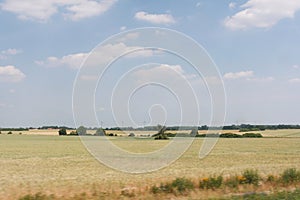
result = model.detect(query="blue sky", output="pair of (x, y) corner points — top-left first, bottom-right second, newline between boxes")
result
(0, 0), (300, 127)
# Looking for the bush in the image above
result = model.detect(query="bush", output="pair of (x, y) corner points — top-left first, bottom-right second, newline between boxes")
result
(199, 176), (223, 190)
(151, 183), (173, 194)
(242, 169), (260, 186)
(58, 128), (67, 136)
(196, 133), (219, 137)
(225, 176), (239, 188)
(19, 192), (55, 200)
(171, 178), (194, 194)
(220, 133), (242, 138)
(150, 185), (160, 194)
(151, 178), (194, 195)
(242, 133), (263, 138)
(266, 174), (276, 183)
(128, 133), (135, 137)
(159, 183), (173, 193)
(281, 168), (300, 184)
(7, 131), (12, 134)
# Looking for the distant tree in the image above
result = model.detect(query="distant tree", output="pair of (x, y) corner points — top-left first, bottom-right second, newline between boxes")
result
(128, 133), (135, 137)
(76, 126), (87, 135)
(152, 124), (168, 140)
(95, 128), (106, 136)
(7, 131), (12, 134)
(58, 128), (67, 136)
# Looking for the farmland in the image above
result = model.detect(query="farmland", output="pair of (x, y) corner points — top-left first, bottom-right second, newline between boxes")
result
(0, 130), (300, 199)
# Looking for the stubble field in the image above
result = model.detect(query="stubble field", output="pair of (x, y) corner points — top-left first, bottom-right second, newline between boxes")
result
(0, 130), (300, 199)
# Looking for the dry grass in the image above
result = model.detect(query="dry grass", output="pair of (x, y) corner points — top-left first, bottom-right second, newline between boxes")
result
(0, 132), (300, 199)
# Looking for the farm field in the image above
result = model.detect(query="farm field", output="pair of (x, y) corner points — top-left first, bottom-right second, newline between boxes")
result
(0, 131), (300, 199)
(3, 128), (300, 137)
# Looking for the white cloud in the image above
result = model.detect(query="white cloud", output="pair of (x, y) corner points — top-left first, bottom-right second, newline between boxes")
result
(63, 0), (117, 21)
(292, 64), (299, 69)
(133, 64), (196, 85)
(0, 0), (117, 22)
(1, 48), (22, 55)
(289, 78), (300, 83)
(247, 76), (274, 82)
(229, 2), (236, 9)
(35, 53), (88, 69)
(0, 65), (26, 82)
(36, 43), (159, 70)
(224, 0), (300, 30)
(117, 32), (140, 42)
(224, 70), (254, 80)
(0, 48), (22, 60)
(120, 26), (127, 31)
(224, 70), (274, 82)
(134, 11), (176, 25)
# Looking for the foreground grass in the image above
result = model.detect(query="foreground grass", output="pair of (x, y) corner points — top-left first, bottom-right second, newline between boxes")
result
(1, 134), (300, 199)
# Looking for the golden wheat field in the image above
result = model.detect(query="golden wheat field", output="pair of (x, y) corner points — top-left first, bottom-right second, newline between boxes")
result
(0, 130), (300, 199)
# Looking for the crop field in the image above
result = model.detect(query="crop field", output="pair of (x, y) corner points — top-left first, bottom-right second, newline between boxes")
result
(0, 130), (300, 199)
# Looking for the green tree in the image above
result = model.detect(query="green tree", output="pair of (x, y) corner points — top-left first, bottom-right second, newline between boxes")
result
(95, 128), (106, 136)
(58, 128), (67, 136)
(76, 126), (87, 135)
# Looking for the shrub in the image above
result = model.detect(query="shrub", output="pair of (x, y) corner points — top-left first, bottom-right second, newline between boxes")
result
(7, 131), (12, 134)
(150, 185), (160, 194)
(19, 192), (55, 200)
(171, 177), (194, 194)
(242, 169), (260, 186)
(151, 178), (194, 194)
(225, 176), (239, 188)
(242, 133), (263, 138)
(58, 128), (67, 136)
(159, 183), (173, 193)
(128, 133), (135, 137)
(281, 168), (300, 184)
(266, 174), (276, 183)
(199, 176), (223, 190)
(120, 189), (135, 197)
(220, 133), (242, 138)
(108, 133), (114, 136)
(151, 183), (173, 194)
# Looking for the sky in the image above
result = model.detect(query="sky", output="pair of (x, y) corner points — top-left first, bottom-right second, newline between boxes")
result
(0, 0), (300, 128)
